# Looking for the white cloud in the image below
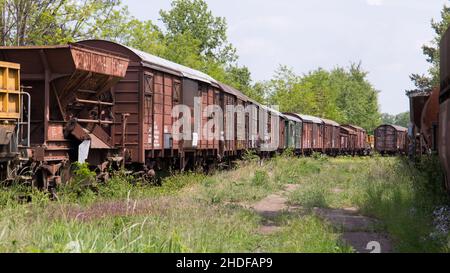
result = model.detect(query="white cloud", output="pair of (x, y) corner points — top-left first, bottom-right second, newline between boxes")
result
(366, 0), (384, 6)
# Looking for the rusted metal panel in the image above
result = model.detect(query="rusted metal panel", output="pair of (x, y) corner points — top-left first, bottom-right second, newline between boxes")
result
(71, 45), (128, 78)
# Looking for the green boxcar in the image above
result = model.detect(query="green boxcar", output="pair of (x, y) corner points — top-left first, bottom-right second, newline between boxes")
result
(284, 114), (303, 151)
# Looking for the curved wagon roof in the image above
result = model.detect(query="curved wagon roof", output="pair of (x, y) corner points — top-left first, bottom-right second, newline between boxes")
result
(78, 40), (218, 85)
(343, 124), (366, 132)
(217, 82), (251, 102)
(296, 114), (324, 124)
(340, 126), (357, 135)
(321, 118), (340, 127)
(283, 113), (303, 123)
(376, 124), (408, 132)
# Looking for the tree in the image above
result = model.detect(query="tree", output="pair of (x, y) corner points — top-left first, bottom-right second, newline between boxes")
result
(381, 112), (410, 128)
(159, 0), (237, 64)
(0, 0), (126, 46)
(411, 4), (450, 90)
(267, 63), (381, 131)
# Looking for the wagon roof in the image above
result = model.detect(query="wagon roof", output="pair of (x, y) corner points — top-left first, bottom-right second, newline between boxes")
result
(321, 118), (340, 126)
(260, 105), (286, 118)
(77, 40), (218, 85)
(125, 45), (218, 85)
(342, 124), (366, 132)
(378, 124), (408, 132)
(283, 113), (302, 123)
(296, 114), (324, 124)
(0, 43), (129, 61)
(217, 82), (251, 101)
(340, 126), (357, 134)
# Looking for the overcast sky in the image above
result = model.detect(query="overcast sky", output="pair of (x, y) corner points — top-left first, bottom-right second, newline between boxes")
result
(124, 0), (448, 115)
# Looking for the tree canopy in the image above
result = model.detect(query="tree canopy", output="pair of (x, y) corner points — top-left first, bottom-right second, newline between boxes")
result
(381, 112), (410, 128)
(410, 4), (450, 91)
(0, 0), (382, 130)
(266, 64), (381, 131)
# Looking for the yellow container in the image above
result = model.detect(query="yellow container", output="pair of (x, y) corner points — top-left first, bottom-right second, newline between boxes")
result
(0, 61), (21, 120)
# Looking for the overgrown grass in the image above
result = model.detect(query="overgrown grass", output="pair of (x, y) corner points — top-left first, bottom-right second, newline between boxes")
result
(0, 155), (448, 253)
(288, 155), (450, 252)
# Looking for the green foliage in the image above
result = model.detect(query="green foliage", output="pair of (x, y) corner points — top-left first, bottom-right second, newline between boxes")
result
(381, 112), (410, 128)
(0, 0), (126, 46)
(63, 163), (97, 197)
(281, 148), (295, 158)
(252, 170), (269, 187)
(267, 63), (381, 132)
(242, 150), (260, 162)
(288, 157), (450, 252)
(410, 4), (450, 90)
(159, 0), (236, 64)
(1, 157), (448, 253)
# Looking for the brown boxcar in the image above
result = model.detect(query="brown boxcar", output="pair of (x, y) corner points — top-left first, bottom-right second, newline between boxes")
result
(77, 40), (229, 171)
(439, 26), (450, 191)
(258, 105), (283, 154)
(218, 83), (255, 156)
(0, 44), (129, 188)
(299, 114), (324, 153)
(340, 127), (357, 154)
(342, 124), (369, 155)
(321, 118), (340, 155)
(374, 125), (408, 155)
(284, 114), (323, 155)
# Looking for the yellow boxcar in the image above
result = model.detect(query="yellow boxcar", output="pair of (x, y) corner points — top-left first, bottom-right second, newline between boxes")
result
(0, 61), (21, 120)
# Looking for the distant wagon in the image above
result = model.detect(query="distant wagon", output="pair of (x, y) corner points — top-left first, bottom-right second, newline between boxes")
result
(342, 124), (370, 155)
(374, 125), (408, 155)
(284, 113), (324, 155)
(340, 126), (357, 155)
(321, 118), (341, 156)
(283, 114), (303, 154)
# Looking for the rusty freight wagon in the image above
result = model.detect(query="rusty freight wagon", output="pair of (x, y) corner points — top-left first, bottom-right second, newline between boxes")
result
(258, 105), (284, 155)
(439, 26), (450, 191)
(299, 114), (324, 154)
(0, 44), (129, 189)
(374, 125), (408, 155)
(321, 118), (341, 155)
(77, 40), (231, 172)
(284, 113), (324, 155)
(342, 124), (369, 155)
(340, 126), (357, 154)
(218, 83), (258, 157)
(284, 113), (302, 153)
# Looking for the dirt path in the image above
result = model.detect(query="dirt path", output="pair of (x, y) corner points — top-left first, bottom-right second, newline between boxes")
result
(248, 184), (302, 234)
(248, 185), (393, 253)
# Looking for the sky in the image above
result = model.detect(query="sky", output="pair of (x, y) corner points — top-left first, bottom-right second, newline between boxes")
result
(123, 0), (448, 115)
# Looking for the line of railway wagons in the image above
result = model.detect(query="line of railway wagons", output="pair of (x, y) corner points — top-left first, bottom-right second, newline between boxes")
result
(0, 39), (375, 189)
(405, 24), (450, 193)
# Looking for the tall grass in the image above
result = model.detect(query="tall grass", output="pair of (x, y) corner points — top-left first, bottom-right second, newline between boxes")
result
(0, 155), (448, 253)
